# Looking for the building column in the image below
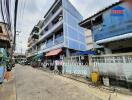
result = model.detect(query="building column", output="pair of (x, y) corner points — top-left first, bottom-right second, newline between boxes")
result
(66, 48), (70, 57)
(104, 48), (112, 54)
(53, 34), (55, 45)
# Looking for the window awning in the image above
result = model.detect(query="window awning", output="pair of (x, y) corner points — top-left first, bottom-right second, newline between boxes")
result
(76, 51), (96, 55)
(45, 49), (62, 57)
(34, 53), (43, 60)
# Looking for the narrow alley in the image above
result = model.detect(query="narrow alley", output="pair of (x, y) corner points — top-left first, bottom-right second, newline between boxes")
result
(1, 0), (132, 100)
(1, 65), (132, 100)
(14, 65), (100, 100)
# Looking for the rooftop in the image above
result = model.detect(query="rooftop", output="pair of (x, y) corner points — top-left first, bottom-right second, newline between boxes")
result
(79, 0), (124, 26)
(44, 0), (60, 18)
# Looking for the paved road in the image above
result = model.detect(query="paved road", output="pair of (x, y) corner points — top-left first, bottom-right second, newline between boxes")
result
(14, 65), (100, 100)
(0, 75), (16, 100)
(1, 65), (132, 100)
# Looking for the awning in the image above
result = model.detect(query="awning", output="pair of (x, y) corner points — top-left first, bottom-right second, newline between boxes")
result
(76, 51), (96, 55)
(96, 32), (132, 44)
(33, 53), (43, 61)
(0, 35), (9, 41)
(45, 49), (62, 57)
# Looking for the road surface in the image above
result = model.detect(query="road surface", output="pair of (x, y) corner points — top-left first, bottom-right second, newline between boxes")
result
(1, 64), (131, 100)
(14, 65), (100, 100)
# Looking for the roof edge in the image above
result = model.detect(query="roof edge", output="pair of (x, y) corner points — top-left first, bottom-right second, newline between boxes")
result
(79, 0), (124, 26)
(44, 0), (60, 18)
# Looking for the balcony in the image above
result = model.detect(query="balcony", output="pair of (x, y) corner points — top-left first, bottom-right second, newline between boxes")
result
(43, 7), (62, 31)
(32, 33), (39, 39)
(94, 19), (132, 42)
(55, 35), (64, 45)
(38, 7), (63, 37)
(39, 19), (63, 43)
(37, 35), (64, 51)
(40, 43), (46, 50)
(44, 1), (62, 23)
(46, 41), (54, 48)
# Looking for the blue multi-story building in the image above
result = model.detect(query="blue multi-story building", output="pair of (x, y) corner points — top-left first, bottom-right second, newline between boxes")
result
(27, 0), (86, 61)
(80, 1), (132, 54)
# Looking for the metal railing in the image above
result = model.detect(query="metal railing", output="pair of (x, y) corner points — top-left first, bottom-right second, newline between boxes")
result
(63, 56), (91, 77)
(89, 53), (132, 83)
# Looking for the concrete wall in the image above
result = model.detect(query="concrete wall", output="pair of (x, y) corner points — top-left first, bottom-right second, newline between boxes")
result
(84, 29), (94, 50)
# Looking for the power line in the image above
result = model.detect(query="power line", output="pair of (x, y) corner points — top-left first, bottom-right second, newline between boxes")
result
(18, 0), (24, 30)
(0, 0), (6, 23)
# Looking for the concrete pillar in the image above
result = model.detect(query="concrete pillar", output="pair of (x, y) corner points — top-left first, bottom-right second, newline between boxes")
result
(66, 48), (70, 57)
(53, 34), (55, 45)
(104, 48), (112, 54)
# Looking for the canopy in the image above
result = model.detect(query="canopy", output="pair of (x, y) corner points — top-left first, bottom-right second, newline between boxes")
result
(76, 51), (96, 55)
(33, 53), (43, 61)
(45, 49), (62, 57)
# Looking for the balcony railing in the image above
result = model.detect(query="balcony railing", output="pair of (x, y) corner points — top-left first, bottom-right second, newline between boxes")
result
(40, 44), (47, 50)
(54, 35), (64, 45)
(33, 35), (64, 53)
(46, 41), (54, 48)
(94, 19), (132, 41)
(32, 33), (39, 39)
(39, 20), (63, 43)
(44, 7), (63, 28)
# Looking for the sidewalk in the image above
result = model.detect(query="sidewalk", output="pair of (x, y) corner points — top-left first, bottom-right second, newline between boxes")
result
(0, 70), (16, 100)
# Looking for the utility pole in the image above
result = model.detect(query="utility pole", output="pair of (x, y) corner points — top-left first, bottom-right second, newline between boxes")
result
(14, 0), (18, 50)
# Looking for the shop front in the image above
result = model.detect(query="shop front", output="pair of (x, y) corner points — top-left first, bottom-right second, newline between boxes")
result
(45, 48), (63, 71)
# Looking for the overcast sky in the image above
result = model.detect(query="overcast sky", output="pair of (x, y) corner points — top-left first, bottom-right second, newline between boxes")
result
(14, 0), (119, 53)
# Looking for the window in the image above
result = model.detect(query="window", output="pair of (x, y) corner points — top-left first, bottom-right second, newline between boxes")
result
(0, 26), (3, 33)
(55, 28), (63, 39)
(52, 1), (62, 14)
(92, 15), (103, 31)
(52, 12), (63, 25)
(47, 36), (53, 43)
(44, 26), (49, 32)
(92, 15), (103, 25)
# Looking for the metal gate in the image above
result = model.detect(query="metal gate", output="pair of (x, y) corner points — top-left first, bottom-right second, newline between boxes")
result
(63, 56), (91, 77)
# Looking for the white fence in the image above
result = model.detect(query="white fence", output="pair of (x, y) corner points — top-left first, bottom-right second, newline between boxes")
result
(90, 53), (132, 83)
(63, 53), (132, 83)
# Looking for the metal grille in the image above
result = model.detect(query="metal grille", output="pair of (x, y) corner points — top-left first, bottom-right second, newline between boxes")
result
(63, 56), (91, 77)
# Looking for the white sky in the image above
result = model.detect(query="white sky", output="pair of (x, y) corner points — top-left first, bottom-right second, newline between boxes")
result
(3, 0), (119, 53)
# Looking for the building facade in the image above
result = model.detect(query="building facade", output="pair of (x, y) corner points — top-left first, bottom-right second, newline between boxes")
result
(14, 53), (26, 63)
(84, 29), (93, 50)
(0, 22), (13, 55)
(27, 0), (86, 61)
(0, 22), (13, 48)
(80, 1), (132, 54)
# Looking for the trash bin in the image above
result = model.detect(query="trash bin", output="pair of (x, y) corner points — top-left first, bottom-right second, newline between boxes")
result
(91, 72), (99, 83)
(0, 67), (5, 83)
(103, 77), (110, 87)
